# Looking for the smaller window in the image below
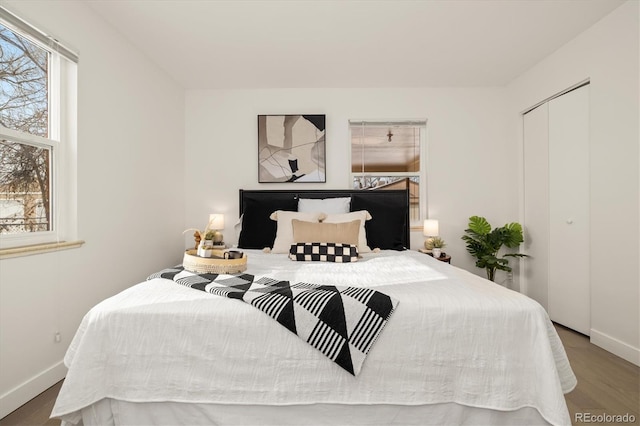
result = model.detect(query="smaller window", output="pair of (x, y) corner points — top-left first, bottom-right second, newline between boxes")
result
(349, 120), (427, 225)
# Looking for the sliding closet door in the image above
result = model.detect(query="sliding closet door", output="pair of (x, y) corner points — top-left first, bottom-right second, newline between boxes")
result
(548, 85), (590, 335)
(523, 104), (550, 309)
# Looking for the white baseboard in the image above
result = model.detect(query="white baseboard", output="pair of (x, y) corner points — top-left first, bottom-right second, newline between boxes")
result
(590, 329), (640, 366)
(0, 360), (67, 419)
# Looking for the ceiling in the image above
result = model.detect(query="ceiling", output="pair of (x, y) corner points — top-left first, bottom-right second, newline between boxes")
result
(87, 0), (624, 89)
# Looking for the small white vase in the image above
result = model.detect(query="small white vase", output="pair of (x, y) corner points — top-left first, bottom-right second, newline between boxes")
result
(432, 248), (442, 258)
(197, 246), (213, 258)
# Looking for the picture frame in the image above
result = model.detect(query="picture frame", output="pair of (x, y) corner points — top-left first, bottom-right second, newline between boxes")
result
(257, 114), (326, 183)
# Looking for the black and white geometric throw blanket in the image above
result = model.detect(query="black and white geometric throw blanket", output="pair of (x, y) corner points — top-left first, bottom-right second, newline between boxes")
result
(147, 267), (398, 375)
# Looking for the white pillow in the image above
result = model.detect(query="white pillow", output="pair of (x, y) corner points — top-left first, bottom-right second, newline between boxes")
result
(323, 210), (372, 253)
(234, 214), (243, 242)
(298, 197), (351, 214)
(270, 211), (327, 253)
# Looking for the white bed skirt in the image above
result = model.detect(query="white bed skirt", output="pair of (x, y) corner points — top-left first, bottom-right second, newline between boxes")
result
(63, 399), (551, 426)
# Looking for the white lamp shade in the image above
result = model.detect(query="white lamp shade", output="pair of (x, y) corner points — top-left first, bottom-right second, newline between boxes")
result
(209, 214), (225, 230)
(423, 219), (439, 236)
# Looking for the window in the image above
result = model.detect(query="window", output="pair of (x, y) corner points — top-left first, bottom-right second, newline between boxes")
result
(0, 7), (78, 249)
(350, 120), (427, 225)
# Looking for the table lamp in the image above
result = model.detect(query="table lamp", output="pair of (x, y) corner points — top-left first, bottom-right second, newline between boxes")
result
(209, 214), (225, 246)
(423, 219), (439, 250)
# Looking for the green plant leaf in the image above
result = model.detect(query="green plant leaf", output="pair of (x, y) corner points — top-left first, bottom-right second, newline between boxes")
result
(468, 216), (491, 235)
(495, 263), (512, 272)
(462, 239), (485, 258)
(425, 236), (446, 249)
(503, 222), (524, 247)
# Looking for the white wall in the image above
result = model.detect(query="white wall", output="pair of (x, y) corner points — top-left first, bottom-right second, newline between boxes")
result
(0, 1), (186, 416)
(184, 87), (518, 281)
(508, 1), (639, 365)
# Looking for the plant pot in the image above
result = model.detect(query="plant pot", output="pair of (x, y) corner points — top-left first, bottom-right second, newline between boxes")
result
(432, 248), (442, 258)
(197, 246), (213, 258)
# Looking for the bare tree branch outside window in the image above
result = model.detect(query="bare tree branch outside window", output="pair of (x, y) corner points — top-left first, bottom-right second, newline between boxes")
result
(0, 22), (50, 234)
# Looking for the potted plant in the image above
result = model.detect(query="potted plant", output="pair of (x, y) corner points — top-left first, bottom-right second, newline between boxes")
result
(196, 243), (213, 258)
(424, 236), (446, 258)
(183, 222), (214, 253)
(203, 230), (215, 247)
(461, 216), (528, 282)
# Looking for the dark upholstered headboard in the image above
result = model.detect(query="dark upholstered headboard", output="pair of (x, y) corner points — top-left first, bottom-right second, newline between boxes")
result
(238, 188), (410, 250)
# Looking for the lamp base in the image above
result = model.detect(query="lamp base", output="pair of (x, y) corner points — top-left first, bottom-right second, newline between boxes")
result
(424, 238), (434, 250)
(213, 231), (224, 244)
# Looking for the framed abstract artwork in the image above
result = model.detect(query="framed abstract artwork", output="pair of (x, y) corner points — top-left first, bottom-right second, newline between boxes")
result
(258, 114), (326, 183)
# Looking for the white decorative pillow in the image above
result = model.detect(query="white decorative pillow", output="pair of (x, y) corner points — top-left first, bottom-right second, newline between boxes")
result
(270, 211), (327, 253)
(234, 214), (243, 241)
(298, 197), (351, 214)
(323, 210), (372, 253)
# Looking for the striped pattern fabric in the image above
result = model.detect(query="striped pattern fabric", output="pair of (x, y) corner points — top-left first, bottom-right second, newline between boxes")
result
(148, 267), (398, 375)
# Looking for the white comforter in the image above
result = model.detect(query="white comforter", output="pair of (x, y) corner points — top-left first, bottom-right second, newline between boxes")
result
(52, 250), (576, 425)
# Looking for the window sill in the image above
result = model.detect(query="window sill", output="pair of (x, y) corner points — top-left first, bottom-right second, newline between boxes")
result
(0, 240), (85, 260)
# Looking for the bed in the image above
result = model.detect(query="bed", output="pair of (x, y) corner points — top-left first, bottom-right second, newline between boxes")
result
(51, 189), (576, 425)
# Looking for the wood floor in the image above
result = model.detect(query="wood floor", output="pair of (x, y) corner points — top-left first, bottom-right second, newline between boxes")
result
(1, 324), (638, 426)
(556, 324), (639, 425)
(0, 381), (62, 426)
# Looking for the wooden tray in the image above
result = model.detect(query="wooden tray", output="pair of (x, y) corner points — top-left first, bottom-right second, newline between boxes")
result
(183, 249), (247, 274)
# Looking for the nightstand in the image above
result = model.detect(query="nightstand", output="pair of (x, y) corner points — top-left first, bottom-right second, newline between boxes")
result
(419, 249), (451, 264)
